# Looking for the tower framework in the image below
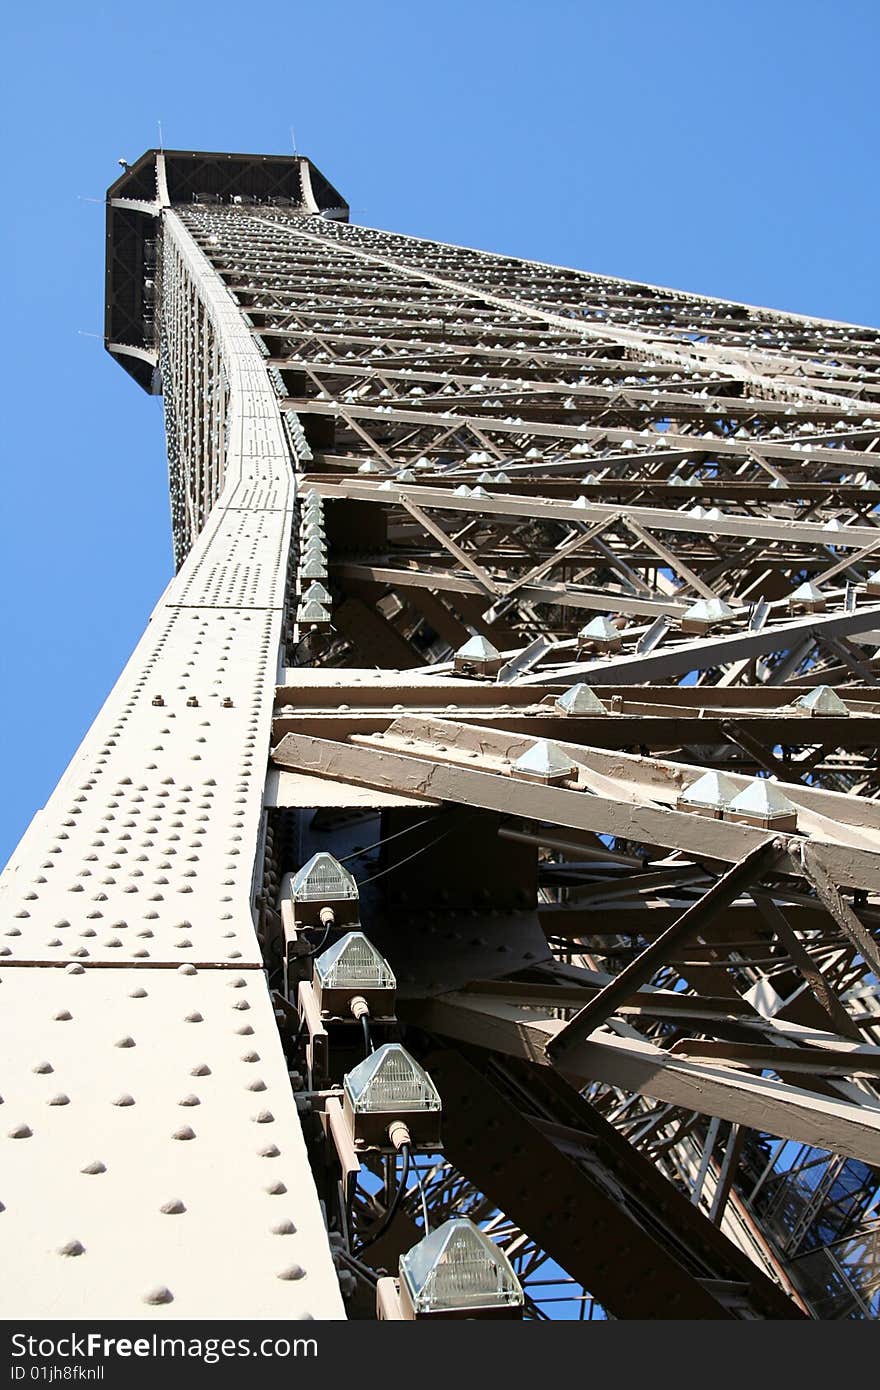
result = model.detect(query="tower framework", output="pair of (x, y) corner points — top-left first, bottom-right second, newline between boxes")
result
(4, 148), (880, 1319)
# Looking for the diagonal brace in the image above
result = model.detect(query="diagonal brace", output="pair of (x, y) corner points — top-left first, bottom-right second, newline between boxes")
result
(546, 838), (784, 1066)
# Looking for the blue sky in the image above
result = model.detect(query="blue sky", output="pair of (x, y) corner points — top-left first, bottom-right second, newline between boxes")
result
(1, 0), (878, 865)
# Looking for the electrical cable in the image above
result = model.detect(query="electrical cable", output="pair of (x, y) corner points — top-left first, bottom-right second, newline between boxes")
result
(360, 1013), (374, 1056)
(355, 812), (482, 889)
(299, 918), (333, 960)
(411, 1156), (430, 1233)
(335, 1248), (381, 1287)
(356, 1144), (411, 1253)
(337, 814), (439, 864)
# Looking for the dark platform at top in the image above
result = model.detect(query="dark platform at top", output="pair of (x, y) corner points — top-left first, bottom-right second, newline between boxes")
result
(105, 148), (348, 391)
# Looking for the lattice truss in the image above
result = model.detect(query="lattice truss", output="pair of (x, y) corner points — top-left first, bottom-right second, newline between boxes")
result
(5, 154), (880, 1321)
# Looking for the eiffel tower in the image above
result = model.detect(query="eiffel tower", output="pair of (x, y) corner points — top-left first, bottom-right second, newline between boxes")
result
(4, 147), (880, 1320)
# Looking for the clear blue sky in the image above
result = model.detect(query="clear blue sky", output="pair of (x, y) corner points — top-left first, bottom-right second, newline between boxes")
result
(1, 0), (878, 865)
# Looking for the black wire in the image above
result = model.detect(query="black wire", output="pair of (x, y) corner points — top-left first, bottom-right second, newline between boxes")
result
(336, 814), (439, 865)
(411, 1156), (430, 1233)
(355, 811), (482, 888)
(356, 1144), (411, 1253)
(360, 1013), (374, 1056)
(299, 919), (332, 960)
(335, 1248), (381, 1287)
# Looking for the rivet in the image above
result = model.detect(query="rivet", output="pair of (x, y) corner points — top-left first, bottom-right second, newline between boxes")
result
(33, 1061), (54, 1074)
(258, 1144), (280, 1158)
(159, 1199), (186, 1214)
(276, 1265), (305, 1281)
(265, 1181), (287, 1195)
(54, 1010), (73, 1022)
(272, 1219), (296, 1235)
(190, 1063), (211, 1076)
(253, 1110), (275, 1124)
(57, 1240), (85, 1258)
(48, 1093), (70, 1107)
(178, 964), (197, 976)
(177, 1094), (200, 1107)
(115, 1036), (136, 1048)
(112, 1094), (135, 1107)
(142, 1286), (173, 1305)
(171, 1126), (196, 1141)
(8, 1124), (32, 1139)
(184, 1011), (203, 1023)
(80, 1160), (106, 1175)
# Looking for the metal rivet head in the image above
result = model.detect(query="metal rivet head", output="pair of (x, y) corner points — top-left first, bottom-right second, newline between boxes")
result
(9, 1124), (32, 1138)
(80, 1161), (106, 1175)
(177, 1094), (200, 1107)
(115, 1036), (135, 1048)
(142, 1286), (173, 1305)
(112, 1094), (135, 1107)
(160, 1199), (186, 1215)
(272, 1219), (296, 1235)
(57, 1240), (85, 1258)
(171, 1126), (196, 1141)
(48, 1093), (70, 1107)
(276, 1265), (305, 1281)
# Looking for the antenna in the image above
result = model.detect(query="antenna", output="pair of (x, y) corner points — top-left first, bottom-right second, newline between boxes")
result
(290, 126), (298, 155)
(158, 118), (165, 151)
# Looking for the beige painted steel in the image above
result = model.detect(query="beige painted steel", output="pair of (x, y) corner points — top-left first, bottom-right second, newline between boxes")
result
(1, 966), (344, 1318)
(0, 208), (344, 1317)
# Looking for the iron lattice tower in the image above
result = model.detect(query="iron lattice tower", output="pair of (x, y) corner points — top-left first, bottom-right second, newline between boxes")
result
(4, 148), (880, 1319)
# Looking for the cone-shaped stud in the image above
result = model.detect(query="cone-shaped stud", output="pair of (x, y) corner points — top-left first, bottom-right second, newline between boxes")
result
(790, 685), (849, 717)
(554, 684), (608, 715)
(677, 770), (740, 818)
(453, 635), (502, 675)
(726, 777), (799, 830)
(788, 581), (827, 612)
(577, 616), (621, 651)
(680, 597), (735, 633)
(510, 739), (577, 785)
